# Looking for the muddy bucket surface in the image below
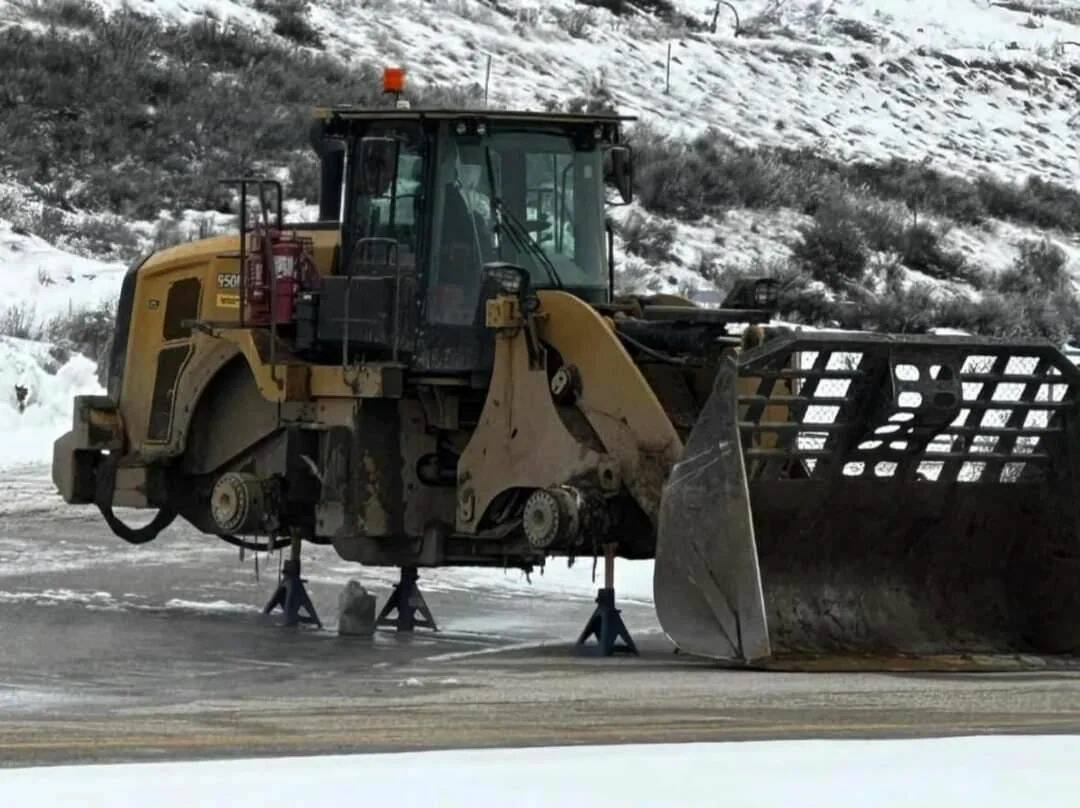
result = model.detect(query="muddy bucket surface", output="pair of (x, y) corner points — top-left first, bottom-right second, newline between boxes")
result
(656, 333), (1080, 666)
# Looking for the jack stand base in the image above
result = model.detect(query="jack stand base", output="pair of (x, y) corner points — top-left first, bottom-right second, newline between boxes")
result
(376, 566), (437, 632)
(263, 558), (322, 628)
(577, 588), (638, 656)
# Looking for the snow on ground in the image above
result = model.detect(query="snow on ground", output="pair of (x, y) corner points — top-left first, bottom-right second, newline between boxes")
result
(611, 203), (803, 296)
(0, 222), (120, 469)
(2, 735), (1079, 806)
(0, 587), (263, 615)
(316, 553), (656, 604)
(122, 200), (317, 257)
(0, 219), (125, 321)
(614, 198), (1062, 297)
(0, 337), (103, 467)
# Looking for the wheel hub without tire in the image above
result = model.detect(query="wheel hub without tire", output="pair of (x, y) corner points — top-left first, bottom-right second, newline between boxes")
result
(211, 472), (265, 534)
(523, 487), (581, 550)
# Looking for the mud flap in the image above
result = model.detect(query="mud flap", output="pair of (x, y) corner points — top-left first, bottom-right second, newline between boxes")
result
(52, 431), (98, 505)
(654, 356), (771, 663)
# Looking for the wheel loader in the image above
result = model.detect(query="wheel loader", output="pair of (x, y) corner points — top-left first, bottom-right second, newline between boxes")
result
(52, 86), (1080, 665)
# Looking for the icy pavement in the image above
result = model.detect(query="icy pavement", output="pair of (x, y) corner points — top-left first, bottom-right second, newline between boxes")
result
(1, 464), (1079, 766)
(2, 735), (1080, 806)
(0, 464), (661, 726)
(0, 464), (656, 602)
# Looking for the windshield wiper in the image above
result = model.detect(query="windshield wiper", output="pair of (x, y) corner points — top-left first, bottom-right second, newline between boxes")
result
(483, 147), (563, 289)
(500, 203), (564, 290)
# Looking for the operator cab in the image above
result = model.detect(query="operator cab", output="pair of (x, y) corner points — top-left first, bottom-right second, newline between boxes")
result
(305, 99), (633, 374)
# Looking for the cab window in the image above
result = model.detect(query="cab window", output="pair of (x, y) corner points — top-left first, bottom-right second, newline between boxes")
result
(426, 126), (605, 326)
(346, 124), (425, 273)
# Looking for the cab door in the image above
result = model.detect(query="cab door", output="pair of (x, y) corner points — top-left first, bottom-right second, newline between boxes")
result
(120, 266), (202, 451)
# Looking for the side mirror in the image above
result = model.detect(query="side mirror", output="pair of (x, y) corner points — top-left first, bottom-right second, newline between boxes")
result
(604, 145), (633, 205)
(723, 278), (780, 312)
(481, 262), (531, 297)
(358, 136), (399, 197)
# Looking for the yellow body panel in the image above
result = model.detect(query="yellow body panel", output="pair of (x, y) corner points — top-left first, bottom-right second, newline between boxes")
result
(118, 230), (340, 455)
(456, 323), (607, 532)
(535, 291), (683, 522)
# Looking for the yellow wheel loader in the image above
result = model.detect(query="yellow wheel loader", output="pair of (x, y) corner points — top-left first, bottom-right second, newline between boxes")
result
(52, 99), (1080, 665)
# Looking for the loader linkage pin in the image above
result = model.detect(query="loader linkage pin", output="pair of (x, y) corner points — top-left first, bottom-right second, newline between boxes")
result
(263, 535), (322, 628)
(376, 566), (438, 632)
(577, 543), (638, 656)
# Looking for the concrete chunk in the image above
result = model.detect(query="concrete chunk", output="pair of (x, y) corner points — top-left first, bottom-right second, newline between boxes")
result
(337, 580), (376, 637)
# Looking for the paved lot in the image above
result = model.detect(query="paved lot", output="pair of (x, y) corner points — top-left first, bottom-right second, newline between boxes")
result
(3, 468), (1080, 767)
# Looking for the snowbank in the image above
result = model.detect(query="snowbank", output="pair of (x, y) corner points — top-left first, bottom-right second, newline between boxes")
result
(0, 337), (103, 468)
(0, 219), (125, 322)
(0, 219), (122, 469)
(2, 735), (1078, 806)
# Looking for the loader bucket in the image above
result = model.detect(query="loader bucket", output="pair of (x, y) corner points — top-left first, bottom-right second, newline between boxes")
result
(655, 332), (1080, 665)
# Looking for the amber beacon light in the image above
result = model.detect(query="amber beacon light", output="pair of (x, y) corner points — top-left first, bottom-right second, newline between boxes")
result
(383, 66), (406, 94)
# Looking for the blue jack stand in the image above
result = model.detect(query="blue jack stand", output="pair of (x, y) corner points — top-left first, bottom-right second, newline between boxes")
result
(377, 566), (437, 632)
(263, 537), (321, 628)
(576, 544), (638, 656)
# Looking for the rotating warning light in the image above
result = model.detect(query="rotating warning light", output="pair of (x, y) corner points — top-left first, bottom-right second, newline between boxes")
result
(383, 66), (406, 94)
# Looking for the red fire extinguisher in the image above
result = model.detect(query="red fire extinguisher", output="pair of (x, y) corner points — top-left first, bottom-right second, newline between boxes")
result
(244, 230), (313, 326)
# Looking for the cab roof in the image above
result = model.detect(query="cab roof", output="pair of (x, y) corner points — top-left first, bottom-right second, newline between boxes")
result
(314, 107), (635, 125)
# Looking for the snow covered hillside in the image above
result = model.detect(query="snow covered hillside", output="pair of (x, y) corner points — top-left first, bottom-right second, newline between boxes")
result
(0, 219), (124, 321)
(0, 0), (1075, 289)
(54, 0), (1079, 185)
(2, 0), (1080, 461)
(1, 0), (1078, 273)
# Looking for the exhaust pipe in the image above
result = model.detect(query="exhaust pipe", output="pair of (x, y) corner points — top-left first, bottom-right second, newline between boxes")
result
(309, 119), (345, 223)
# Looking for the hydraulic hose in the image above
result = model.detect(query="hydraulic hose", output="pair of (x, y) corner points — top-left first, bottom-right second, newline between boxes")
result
(217, 534), (333, 551)
(94, 454), (330, 550)
(216, 534), (291, 552)
(94, 453), (177, 545)
(98, 503), (177, 545)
